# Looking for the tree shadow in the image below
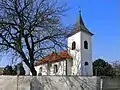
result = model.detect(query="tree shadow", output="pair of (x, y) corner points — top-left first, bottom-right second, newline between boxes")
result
(61, 76), (99, 90)
(30, 76), (44, 90)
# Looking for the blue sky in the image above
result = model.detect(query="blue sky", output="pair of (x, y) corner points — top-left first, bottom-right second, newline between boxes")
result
(0, 0), (120, 67)
(61, 0), (120, 63)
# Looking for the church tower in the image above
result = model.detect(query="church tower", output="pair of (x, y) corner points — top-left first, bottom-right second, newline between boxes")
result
(67, 12), (93, 76)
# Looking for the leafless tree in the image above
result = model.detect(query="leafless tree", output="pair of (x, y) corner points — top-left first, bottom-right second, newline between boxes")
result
(0, 0), (69, 75)
(112, 60), (120, 76)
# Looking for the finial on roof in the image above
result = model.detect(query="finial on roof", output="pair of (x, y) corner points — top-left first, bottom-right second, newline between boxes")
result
(79, 10), (81, 19)
(79, 10), (81, 15)
(78, 10), (85, 27)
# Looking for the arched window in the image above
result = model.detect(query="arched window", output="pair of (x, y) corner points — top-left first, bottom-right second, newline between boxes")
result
(84, 62), (89, 66)
(84, 41), (88, 49)
(38, 67), (42, 76)
(39, 67), (42, 72)
(54, 64), (58, 73)
(72, 41), (76, 50)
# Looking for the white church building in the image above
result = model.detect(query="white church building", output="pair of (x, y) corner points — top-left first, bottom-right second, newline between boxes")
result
(35, 13), (93, 76)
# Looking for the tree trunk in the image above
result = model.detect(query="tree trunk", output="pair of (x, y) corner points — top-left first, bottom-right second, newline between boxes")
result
(23, 59), (37, 76)
(29, 53), (37, 76)
(30, 66), (37, 76)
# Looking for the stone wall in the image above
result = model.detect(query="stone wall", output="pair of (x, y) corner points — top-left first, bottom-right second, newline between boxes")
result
(102, 77), (120, 90)
(0, 76), (100, 90)
(0, 76), (30, 90)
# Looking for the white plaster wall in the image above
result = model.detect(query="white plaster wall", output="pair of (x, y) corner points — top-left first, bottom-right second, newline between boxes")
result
(35, 59), (73, 75)
(68, 32), (82, 75)
(68, 32), (81, 51)
(49, 60), (66, 75)
(81, 32), (93, 76)
(35, 63), (48, 75)
(35, 60), (66, 75)
(70, 51), (81, 75)
(67, 59), (73, 75)
(68, 31), (93, 76)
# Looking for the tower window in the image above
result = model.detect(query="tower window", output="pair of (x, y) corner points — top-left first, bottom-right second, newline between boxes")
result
(54, 64), (58, 73)
(72, 41), (76, 50)
(84, 62), (89, 66)
(84, 41), (88, 49)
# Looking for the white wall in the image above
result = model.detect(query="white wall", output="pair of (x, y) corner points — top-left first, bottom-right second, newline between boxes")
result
(35, 59), (74, 76)
(68, 31), (93, 76)
(68, 32), (82, 75)
(49, 60), (66, 75)
(81, 32), (93, 76)
(67, 59), (73, 75)
(68, 32), (81, 51)
(35, 63), (48, 75)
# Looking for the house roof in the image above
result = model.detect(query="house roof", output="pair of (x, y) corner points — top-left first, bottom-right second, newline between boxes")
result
(67, 12), (93, 37)
(35, 50), (72, 66)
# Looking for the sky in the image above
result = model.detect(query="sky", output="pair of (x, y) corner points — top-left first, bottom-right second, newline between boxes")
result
(0, 0), (120, 67)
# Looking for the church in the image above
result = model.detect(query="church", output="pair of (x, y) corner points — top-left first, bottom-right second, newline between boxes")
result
(35, 13), (93, 76)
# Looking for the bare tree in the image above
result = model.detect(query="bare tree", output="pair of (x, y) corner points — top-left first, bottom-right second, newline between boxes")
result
(112, 60), (120, 76)
(0, 0), (69, 75)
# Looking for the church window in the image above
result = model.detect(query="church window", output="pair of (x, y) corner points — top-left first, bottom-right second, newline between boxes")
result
(54, 64), (58, 73)
(84, 62), (89, 66)
(84, 41), (88, 49)
(72, 41), (76, 50)
(39, 67), (42, 72)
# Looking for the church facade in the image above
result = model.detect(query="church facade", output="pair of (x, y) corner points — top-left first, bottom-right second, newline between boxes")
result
(35, 13), (93, 76)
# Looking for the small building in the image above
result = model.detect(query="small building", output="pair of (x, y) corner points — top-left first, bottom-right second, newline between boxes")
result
(35, 13), (93, 76)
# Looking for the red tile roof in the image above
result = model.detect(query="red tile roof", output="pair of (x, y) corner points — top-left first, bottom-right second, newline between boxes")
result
(35, 50), (72, 66)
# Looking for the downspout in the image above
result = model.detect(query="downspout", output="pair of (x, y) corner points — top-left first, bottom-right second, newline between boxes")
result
(66, 59), (67, 75)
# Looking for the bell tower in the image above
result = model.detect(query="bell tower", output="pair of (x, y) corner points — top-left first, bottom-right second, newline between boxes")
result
(67, 11), (93, 76)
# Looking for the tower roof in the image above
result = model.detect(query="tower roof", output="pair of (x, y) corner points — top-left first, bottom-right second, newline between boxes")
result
(67, 12), (93, 37)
